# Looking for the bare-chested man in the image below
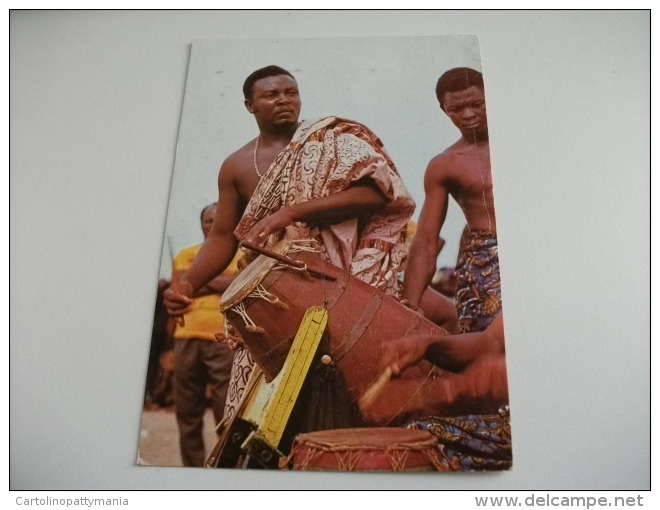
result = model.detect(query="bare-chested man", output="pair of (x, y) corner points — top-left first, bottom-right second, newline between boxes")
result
(403, 67), (501, 333)
(164, 65), (415, 420)
(164, 65), (413, 316)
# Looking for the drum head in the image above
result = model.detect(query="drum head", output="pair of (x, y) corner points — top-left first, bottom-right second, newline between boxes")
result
(288, 427), (444, 472)
(297, 428), (438, 450)
(221, 239), (294, 311)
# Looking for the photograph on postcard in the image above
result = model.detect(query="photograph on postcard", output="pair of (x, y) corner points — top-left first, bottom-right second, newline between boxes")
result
(137, 36), (512, 472)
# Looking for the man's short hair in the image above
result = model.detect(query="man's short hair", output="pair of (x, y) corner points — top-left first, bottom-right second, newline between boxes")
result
(200, 202), (217, 224)
(435, 68), (484, 110)
(243, 65), (296, 100)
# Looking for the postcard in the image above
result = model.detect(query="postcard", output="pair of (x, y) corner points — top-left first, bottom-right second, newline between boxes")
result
(137, 36), (511, 473)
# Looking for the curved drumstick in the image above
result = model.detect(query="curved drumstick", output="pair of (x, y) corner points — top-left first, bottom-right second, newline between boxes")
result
(357, 366), (392, 412)
(240, 240), (337, 281)
(240, 241), (306, 269)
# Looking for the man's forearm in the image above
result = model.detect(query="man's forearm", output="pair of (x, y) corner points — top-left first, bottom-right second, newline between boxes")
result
(425, 317), (504, 372)
(195, 274), (236, 296)
(181, 236), (238, 292)
(402, 244), (439, 307)
(289, 184), (387, 226)
(425, 334), (481, 372)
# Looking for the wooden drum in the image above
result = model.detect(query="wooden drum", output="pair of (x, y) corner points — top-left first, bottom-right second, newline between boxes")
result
(221, 239), (451, 426)
(282, 428), (448, 472)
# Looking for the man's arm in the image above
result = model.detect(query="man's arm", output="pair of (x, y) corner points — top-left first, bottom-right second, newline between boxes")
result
(381, 313), (504, 376)
(424, 313), (504, 370)
(167, 267), (188, 325)
(360, 314), (507, 421)
(401, 157), (451, 309)
(164, 162), (243, 317)
(419, 287), (459, 333)
(242, 180), (388, 246)
(194, 274), (236, 297)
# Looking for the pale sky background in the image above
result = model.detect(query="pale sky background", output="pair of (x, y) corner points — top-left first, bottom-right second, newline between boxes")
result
(160, 36), (485, 277)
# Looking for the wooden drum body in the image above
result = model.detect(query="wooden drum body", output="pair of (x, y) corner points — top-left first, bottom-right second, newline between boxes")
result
(221, 240), (451, 426)
(283, 428), (448, 472)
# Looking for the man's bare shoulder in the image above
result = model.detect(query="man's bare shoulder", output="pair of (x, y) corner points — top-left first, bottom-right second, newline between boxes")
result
(427, 145), (460, 177)
(221, 139), (255, 174)
(218, 139), (261, 207)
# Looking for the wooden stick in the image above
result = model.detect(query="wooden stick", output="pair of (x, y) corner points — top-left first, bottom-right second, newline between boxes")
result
(240, 241), (306, 269)
(240, 240), (337, 281)
(357, 366), (392, 411)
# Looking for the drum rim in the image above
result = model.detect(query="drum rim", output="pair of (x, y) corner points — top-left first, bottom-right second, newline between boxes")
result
(220, 239), (294, 311)
(293, 427), (440, 449)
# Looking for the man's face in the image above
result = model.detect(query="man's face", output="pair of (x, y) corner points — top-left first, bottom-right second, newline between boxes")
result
(201, 205), (216, 239)
(442, 86), (488, 137)
(245, 74), (301, 128)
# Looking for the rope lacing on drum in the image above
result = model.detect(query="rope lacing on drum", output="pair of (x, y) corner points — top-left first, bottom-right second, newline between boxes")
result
(289, 239), (330, 305)
(247, 284), (289, 310)
(228, 284), (290, 333)
(281, 438), (450, 472)
(422, 446), (450, 471)
(387, 448), (410, 471)
(384, 443), (449, 472)
(231, 301), (265, 334)
(279, 442), (323, 470)
(334, 450), (362, 471)
(391, 439), (452, 471)
(299, 446), (324, 471)
(272, 261), (308, 276)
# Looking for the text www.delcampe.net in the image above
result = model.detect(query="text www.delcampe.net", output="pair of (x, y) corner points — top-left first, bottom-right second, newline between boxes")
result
(475, 494), (645, 509)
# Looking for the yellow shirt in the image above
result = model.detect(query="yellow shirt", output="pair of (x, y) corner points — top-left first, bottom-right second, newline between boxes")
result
(172, 245), (241, 341)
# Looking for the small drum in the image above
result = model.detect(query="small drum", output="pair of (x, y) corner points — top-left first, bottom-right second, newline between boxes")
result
(282, 428), (449, 472)
(221, 239), (451, 426)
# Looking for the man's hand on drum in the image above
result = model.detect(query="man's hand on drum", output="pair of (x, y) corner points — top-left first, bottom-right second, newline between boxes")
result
(452, 353), (509, 407)
(380, 334), (434, 377)
(163, 279), (194, 326)
(244, 208), (295, 246)
(427, 353), (508, 415)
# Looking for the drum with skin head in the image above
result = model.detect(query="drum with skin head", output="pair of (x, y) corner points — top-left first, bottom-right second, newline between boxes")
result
(281, 427), (450, 472)
(221, 239), (452, 426)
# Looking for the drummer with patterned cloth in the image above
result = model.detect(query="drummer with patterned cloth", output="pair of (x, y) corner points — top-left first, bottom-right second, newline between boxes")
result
(378, 314), (511, 471)
(402, 67), (502, 334)
(164, 65), (416, 423)
(394, 67), (510, 470)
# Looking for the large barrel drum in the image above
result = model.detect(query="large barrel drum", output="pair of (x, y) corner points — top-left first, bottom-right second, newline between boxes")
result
(221, 239), (451, 426)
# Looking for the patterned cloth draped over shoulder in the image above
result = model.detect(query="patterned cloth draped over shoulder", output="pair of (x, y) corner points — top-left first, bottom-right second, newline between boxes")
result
(224, 117), (415, 423)
(234, 116), (415, 298)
